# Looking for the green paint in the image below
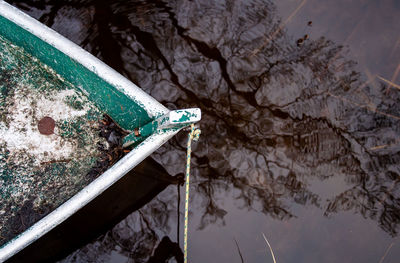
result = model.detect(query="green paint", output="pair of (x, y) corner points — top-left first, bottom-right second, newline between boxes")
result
(0, 11), (198, 247)
(122, 119), (190, 147)
(122, 118), (159, 147)
(0, 14), (152, 131)
(64, 95), (84, 110)
(172, 110), (198, 123)
(122, 108), (200, 147)
(0, 33), (108, 246)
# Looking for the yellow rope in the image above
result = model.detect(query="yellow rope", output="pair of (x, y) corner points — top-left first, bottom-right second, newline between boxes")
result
(184, 124), (200, 263)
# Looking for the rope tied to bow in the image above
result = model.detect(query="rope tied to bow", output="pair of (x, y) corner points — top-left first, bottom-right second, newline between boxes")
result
(184, 124), (200, 263)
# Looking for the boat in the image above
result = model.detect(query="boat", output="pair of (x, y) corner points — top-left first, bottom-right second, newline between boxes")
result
(8, 157), (183, 262)
(0, 1), (200, 261)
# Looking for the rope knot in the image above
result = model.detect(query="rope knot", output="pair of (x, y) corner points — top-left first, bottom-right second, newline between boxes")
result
(189, 124), (201, 141)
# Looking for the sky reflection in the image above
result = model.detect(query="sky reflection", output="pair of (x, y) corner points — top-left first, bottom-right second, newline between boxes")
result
(5, 0), (400, 262)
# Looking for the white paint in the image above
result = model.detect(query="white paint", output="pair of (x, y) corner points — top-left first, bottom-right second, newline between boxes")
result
(123, 108), (201, 148)
(0, 88), (95, 166)
(0, 80), (108, 236)
(0, 0), (169, 119)
(0, 1), (201, 261)
(170, 108), (201, 124)
(0, 129), (179, 262)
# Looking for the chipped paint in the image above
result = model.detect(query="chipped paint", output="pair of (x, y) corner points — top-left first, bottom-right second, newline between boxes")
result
(171, 109), (201, 123)
(0, 7), (163, 131)
(0, 1), (201, 260)
(0, 33), (108, 245)
(122, 108), (201, 147)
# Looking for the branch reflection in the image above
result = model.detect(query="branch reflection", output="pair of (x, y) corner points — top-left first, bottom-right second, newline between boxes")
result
(6, 0), (400, 259)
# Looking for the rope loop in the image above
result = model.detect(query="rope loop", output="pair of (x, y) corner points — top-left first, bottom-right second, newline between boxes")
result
(189, 124), (201, 141)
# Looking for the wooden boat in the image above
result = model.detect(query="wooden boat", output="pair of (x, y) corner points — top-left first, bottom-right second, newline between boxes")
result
(0, 1), (200, 261)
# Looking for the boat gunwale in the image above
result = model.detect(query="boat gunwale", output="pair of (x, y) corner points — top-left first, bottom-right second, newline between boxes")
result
(0, 131), (178, 261)
(0, 1), (183, 261)
(0, 0), (168, 123)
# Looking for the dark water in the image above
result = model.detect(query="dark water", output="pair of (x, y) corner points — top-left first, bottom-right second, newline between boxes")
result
(8, 0), (400, 262)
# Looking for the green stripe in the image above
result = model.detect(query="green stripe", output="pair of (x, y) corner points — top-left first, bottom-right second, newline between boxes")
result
(0, 14), (152, 131)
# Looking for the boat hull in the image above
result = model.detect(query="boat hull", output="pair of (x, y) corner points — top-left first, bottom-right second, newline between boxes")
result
(0, 1), (200, 261)
(6, 157), (178, 263)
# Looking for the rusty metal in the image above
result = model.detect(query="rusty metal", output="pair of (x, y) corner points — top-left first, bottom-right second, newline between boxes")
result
(134, 127), (140, 137)
(37, 116), (55, 135)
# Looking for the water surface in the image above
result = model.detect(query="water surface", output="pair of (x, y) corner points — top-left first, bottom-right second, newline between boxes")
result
(8, 0), (400, 262)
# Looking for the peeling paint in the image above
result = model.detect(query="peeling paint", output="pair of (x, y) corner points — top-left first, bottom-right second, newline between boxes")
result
(122, 108), (201, 147)
(0, 34), (108, 244)
(0, 2), (201, 259)
(0, 8), (167, 131)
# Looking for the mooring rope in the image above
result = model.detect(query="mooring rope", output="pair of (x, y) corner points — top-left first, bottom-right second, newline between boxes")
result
(177, 184), (181, 246)
(184, 124), (201, 263)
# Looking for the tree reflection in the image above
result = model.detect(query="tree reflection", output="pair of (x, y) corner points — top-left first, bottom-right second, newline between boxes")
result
(6, 0), (400, 259)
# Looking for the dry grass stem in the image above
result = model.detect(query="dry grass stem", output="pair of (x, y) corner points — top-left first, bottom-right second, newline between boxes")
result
(391, 63), (400, 85)
(369, 138), (400, 151)
(251, 0), (307, 57)
(262, 233), (277, 263)
(350, 78), (375, 96)
(378, 242), (394, 263)
(358, 89), (376, 110)
(383, 63), (400, 94)
(344, 19), (363, 44)
(327, 20), (364, 69)
(234, 238), (244, 263)
(364, 69), (379, 92)
(390, 37), (400, 57)
(378, 75), (400, 91)
(327, 92), (400, 120)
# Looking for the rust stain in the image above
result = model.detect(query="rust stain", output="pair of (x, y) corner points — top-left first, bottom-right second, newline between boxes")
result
(38, 116), (56, 135)
(134, 127), (140, 137)
(40, 159), (71, 166)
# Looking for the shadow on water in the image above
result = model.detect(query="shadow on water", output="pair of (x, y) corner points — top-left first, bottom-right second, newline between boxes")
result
(6, 0), (400, 262)
(6, 155), (183, 263)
